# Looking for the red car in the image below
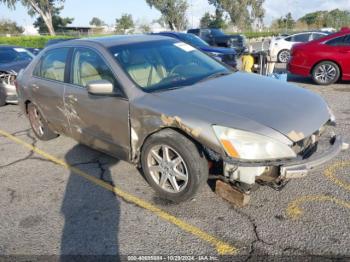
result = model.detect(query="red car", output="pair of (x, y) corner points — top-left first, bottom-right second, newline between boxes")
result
(288, 28), (350, 85)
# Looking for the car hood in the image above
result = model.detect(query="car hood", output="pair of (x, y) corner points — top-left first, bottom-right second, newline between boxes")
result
(154, 72), (330, 142)
(0, 60), (31, 73)
(201, 46), (236, 55)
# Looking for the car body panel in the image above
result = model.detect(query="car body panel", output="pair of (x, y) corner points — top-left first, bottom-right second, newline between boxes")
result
(17, 35), (333, 166)
(289, 29), (350, 80)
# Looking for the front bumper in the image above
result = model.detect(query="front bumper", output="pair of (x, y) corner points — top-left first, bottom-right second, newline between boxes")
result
(224, 134), (348, 182)
(280, 135), (346, 179)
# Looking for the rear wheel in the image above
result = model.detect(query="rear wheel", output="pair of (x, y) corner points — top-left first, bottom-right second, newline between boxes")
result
(312, 61), (340, 85)
(28, 103), (58, 140)
(277, 49), (290, 63)
(141, 129), (208, 203)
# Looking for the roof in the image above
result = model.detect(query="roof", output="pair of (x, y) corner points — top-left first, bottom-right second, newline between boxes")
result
(75, 34), (174, 48)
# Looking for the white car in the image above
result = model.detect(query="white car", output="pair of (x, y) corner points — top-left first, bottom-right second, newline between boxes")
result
(269, 32), (329, 63)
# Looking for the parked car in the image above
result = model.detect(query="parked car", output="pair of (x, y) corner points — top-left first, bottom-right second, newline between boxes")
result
(153, 32), (237, 68)
(269, 31), (330, 63)
(288, 28), (350, 85)
(17, 35), (347, 202)
(0, 45), (35, 106)
(187, 28), (247, 55)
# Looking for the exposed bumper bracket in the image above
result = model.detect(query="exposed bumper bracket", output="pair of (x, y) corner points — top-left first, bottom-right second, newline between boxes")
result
(280, 135), (345, 179)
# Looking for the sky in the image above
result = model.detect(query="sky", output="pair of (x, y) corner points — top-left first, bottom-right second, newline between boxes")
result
(1, 0), (350, 29)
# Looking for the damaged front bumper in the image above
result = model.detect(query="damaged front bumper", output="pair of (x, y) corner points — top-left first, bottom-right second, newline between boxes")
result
(223, 134), (348, 185)
(0, 72), (18, 103)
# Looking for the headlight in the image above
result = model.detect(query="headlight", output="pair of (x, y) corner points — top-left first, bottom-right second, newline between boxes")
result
(213, 126), (296, 160)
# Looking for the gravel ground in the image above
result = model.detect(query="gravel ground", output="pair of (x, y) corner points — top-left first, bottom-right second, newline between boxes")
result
(0, 70), (349, 260)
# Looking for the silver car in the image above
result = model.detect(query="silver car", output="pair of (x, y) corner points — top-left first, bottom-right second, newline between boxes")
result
(0, 46), (34, 106)
(17, 35), (347, 203)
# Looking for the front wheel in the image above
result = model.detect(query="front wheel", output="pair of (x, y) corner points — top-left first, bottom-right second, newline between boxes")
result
(312, 61), (340, 85)
(141, 129), (208, 203)
(28, 103), (59, 140)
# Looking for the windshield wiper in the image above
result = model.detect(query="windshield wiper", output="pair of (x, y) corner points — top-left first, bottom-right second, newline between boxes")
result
(198, 71), (231, 83)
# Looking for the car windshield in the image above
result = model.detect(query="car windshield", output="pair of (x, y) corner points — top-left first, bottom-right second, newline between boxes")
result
(0, 47), (34, 64)
(179, 34), (209, 48)
(109, 40), (231, 92)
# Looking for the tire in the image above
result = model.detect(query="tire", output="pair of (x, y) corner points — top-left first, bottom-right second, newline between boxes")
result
(141, 129), (208, 203)
(28, 103), (59, 141)
(0, 88), (6, 107)
(312, 61), (340, 86)
(277, 49), (290, 63)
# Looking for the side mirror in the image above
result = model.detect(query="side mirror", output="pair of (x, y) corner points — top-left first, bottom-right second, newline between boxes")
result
(87, 80), (114, 95)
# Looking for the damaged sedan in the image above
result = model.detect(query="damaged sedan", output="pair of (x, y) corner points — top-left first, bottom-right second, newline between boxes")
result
(0, 46), (35, 106)
(16, 35), (348, 203)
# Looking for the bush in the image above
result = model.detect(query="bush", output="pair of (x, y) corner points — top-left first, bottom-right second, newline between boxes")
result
(0, 35), (74, 48)
(224, 31), (281, 39)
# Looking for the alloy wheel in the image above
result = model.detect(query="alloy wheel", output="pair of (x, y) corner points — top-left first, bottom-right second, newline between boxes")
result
(29, 106), (44, 136)
(147, 145), (189, 193)
(278, 50), (290, 63)
(314, 64), (337, 84)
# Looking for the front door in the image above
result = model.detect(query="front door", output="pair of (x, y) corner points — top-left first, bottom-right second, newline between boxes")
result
(337, 34), (350, 79)
(64, 47), (130, 160)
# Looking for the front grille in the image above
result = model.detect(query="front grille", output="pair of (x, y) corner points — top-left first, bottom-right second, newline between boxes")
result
(0, 72), (17, 86)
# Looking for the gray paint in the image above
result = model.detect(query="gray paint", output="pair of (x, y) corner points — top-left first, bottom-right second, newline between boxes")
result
(17, 35), (332, 165)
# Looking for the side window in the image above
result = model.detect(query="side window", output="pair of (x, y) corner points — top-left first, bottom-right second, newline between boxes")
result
(343, 35), (350, 46)
(284, 36), (292, 42)
(293, 33), (311, 42)
(35, 48), (68, 82)
(326, 36), (346, 46)
(72, 48), (118, 89)
(312, 33), (326, 40)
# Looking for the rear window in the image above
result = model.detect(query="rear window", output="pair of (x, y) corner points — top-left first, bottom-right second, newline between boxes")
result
(326, 35), (349, 46)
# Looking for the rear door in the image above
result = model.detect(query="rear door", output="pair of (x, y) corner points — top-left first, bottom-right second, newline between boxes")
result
(64, 47), (130, 160)
(30, 47), (70, 134)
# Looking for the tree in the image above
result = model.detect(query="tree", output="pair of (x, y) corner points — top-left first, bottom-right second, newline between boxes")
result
(139, 23), (151, 33)
(270, 12), (295, 31)
(200, 9), (227, 29)
(89, 17), (105, 27)
(0, 19), (24, 34)
(33, 5), (73, 34)
(0, 0), (66, 35)
(299, 9), (350, 29)
(146, 0), (188, 31)
(208, 0), (265, 31)
(115, 14), (134, 34)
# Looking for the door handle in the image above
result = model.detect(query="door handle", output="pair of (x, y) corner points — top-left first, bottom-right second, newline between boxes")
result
(339, 50), (350, 53)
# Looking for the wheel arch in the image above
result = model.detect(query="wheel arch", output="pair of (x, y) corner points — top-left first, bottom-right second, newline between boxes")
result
(137, 127), (210, 166)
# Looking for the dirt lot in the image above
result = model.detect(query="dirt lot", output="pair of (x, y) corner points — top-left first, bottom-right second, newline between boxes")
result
(0, 73), (349, 260)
